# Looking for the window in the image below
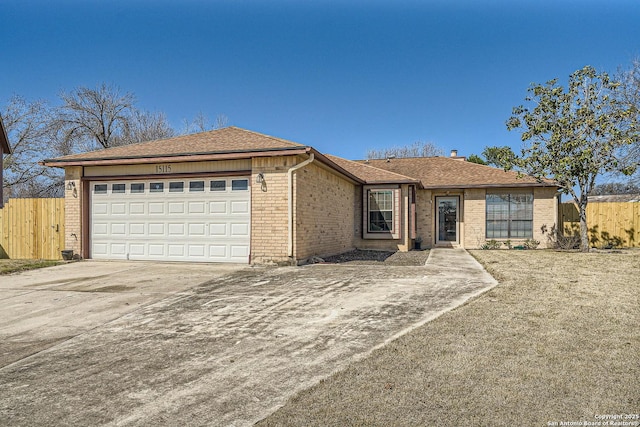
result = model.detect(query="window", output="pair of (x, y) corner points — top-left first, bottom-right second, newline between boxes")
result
(131, 183), (145, 193)
(112, 184), (125, 193)
(486, 193), (533, 239)
(232, 179), (249, 191)
(210, 180), (226, 191)
(368, 190), (394, 232)
(169, 182), (184, 192)
(94, 184), (107, 194)
(189, 181), (205, 192)
(150, 182), (164, 192)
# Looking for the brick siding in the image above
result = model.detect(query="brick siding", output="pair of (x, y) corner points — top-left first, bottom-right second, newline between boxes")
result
(250, 156), (295, 264)
(64, 167), (82, 256)
(293, 162), (356, 261)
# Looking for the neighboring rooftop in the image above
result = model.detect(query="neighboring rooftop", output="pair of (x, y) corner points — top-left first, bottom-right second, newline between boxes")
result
(360, 156), (556, 188)
(588, 194), (640, 203)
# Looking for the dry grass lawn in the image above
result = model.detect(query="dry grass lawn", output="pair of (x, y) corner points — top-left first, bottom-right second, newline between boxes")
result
(258, 250), (639, 427)
(0, 259), (64, 275)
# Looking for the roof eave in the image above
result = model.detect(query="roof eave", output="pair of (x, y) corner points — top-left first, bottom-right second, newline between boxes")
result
(365, 180), (422, 186)
(421, 182), (559, 189)
(309, 150), (365, 184)
(42, 146), (312, 168)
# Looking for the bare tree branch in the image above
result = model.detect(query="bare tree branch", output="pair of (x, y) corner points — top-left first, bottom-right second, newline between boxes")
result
(366, 140), (444, 159)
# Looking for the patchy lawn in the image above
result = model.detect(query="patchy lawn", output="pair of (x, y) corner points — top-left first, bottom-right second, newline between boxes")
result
(258, 250), (639, 427)
(0, 259), (65, 275)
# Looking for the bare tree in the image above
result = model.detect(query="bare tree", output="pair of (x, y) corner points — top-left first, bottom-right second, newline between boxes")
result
(591, 182), (640, 195)
(615, 58), (640, 185)
(182, 112), (229, 134)
(214, 114), (229, 129)
(366, 140), (444, 159)
(58, 83), (135, 151)
(3, 83), (230, 198)
(115, 110), (175, 145)
(1, 96), (63, 198)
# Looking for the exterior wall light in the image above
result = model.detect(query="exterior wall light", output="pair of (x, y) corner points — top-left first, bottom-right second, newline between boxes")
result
(256, 173), (264, 183)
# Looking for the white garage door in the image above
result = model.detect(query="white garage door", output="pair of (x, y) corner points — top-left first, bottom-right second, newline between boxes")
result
(91, 177), (251, 263)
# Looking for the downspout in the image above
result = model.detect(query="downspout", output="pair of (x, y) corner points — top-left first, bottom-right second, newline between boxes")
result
(288, 153), (315, 259)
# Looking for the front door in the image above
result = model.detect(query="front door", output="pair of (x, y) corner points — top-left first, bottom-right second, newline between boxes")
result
(436, 196), (459, 244)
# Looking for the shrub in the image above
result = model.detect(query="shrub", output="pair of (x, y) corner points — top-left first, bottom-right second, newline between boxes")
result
(481, 240), (502, 250)
(541, 224), (580, 250)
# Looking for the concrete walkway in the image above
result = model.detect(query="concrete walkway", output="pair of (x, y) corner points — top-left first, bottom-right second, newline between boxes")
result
(0, 249), (498, 427)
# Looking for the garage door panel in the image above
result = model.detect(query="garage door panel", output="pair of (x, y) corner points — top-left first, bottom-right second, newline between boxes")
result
(129, 203), (145, 214)
(111, 203), (126, 215)
(231, 201), (249, 214)
(129, 223), (145, 235)
(188, 223), (206, 236)
(129, 244), (146, 256)
(148, 223), (165, 235)
(93, 223), (108, 235)
(148, 202), (164, 214)
(93, 203), (108, 215)
(111, 223), (126, 235)
(93, 243), (108, 256)
(168, 202), (185, 214)
(91, 177), (250, 263)
(209, 201), (227, 214)
(230, 245), (250, 258)
(168, 245), (185, 257)
(168, 223), (185, 236)
(188, 245), (206, 257)
(209, 245), (227, 257)
(110, 244), (126, 255)
(149, 244), (165, 256)
(209, 223), (227, 236)
(231, 223), (249, 236)
(188, 201), (206, 214)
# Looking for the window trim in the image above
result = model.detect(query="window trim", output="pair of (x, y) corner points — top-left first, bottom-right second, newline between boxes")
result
(485, 192), (534, 239)
(362, 187), (400, 240)
(368, 189), (395, 233)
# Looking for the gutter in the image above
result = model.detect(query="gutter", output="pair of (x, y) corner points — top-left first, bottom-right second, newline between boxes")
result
(41, 146), (311, 167)
(288, 153), (315, 259)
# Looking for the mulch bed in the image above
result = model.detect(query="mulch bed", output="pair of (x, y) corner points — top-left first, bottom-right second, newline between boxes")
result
(320, 249), (429, 266)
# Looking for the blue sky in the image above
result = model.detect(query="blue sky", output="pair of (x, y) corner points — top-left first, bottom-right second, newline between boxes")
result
(1, 0), (639, 161)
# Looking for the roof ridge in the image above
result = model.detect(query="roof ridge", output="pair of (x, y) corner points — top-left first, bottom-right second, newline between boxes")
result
(229, 126), (304, 147)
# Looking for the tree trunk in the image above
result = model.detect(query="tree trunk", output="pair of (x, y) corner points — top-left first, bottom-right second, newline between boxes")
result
(578, 201), (589, 252)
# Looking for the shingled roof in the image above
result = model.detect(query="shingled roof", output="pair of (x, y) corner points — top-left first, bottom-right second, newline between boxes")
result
(361, 157), (556, 188)
(43, 126), (556, 189)
(325, 154), (419, 185)
(44, 126), (307, 165)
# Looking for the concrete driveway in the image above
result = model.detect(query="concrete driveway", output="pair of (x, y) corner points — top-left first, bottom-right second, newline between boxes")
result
(0, 249), (497, 426)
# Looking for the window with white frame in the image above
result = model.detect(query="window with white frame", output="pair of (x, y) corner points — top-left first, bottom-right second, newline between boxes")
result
(368, 190), (394, 232)
(486, 193), (533, 238)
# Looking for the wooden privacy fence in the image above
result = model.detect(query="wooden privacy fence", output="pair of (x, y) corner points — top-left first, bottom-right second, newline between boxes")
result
(0, 198), (65, 259)
(561, 202), (640, 248)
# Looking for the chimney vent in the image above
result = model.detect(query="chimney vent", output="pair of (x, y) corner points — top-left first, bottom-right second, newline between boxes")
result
(450, 149), (458, 157)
